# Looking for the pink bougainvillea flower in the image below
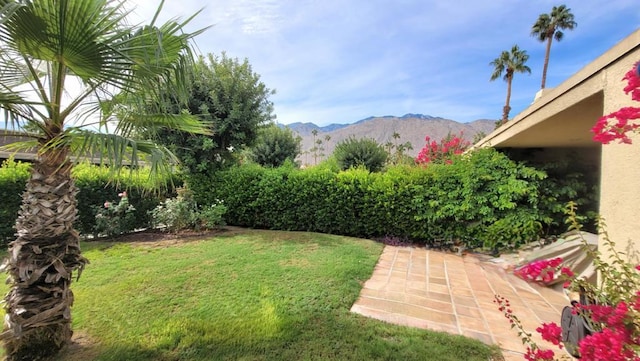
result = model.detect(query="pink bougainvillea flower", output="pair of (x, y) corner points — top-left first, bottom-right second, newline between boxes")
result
(592, 61), (640, 144)
(579, 328), (636, 361)
(537, 322), (563, 347)
(415, 132), (470, 165)
(623, 61), (640, 101)
(634, 291), (640, 311)
(524, 347), (555, 361)
(514, 257), (564, 284)
(560, 267), (574, 278)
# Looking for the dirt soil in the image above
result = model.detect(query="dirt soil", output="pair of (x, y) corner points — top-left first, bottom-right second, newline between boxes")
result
(86, 226), (248, 247)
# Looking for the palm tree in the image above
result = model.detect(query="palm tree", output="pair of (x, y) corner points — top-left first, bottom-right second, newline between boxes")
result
(0, 1), (208, 359)
(531, 4), (577, 89)
(490, 45), (531, 124)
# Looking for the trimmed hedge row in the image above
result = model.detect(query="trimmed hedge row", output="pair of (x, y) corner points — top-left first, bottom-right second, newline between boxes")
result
(189, 148), (556, 250)
(0, 159), (31, 244)
(0, 159), (178, 245)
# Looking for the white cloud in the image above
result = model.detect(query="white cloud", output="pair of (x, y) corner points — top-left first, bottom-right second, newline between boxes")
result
(124, 0), (640, 126)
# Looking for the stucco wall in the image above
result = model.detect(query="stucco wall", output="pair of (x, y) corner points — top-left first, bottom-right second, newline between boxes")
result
(599, 52), (640, 260)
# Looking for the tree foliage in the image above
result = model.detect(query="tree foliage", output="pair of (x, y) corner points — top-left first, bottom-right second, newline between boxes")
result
(333, 137), (388, 172)
(250, 124), (302, 167)
(156, 53), (275, 174)
(531, 4), (577, 89)
(490, 45), (531, 124)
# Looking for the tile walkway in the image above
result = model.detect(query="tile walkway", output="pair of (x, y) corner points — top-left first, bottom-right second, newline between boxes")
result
(350, 246), (570, 360)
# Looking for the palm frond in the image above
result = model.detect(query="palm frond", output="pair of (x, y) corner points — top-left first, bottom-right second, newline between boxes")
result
(115, 113), (212, 139)
(0, 0), (208, 146)
(66, 128), (180, 187)
(0, 139), (39, 153)
(491, 48), (529, 82)
(531, 14), (551, 41)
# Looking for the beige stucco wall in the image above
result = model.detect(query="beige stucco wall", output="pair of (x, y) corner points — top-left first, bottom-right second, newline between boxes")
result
(599, 51), (640, 259)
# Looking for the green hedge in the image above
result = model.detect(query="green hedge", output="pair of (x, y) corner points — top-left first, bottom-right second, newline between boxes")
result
(0, 160), (179, 245)
(189, 148), (558, 250)
(0, 159), (31, 245)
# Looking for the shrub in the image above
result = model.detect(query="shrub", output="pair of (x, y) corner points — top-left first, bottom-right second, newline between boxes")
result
(198, 201), (227, 229)
(187, 163), (264, 228)
(333, 137), (388, 172)
(93, 192), (137, 237)
(250, 124), (301, 167)
(150, 190), (197, 232)
(150, 188), (227, 232)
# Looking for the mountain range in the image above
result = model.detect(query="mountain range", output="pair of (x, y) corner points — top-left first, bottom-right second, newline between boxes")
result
(283, 114), (495, 164)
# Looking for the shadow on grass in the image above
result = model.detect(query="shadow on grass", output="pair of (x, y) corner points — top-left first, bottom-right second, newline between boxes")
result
(61, 311), (499, 361)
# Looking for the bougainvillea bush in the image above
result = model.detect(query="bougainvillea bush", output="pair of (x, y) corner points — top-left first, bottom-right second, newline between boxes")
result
(415, 132), (471, 165)
(496, 205), (640, 360)
(591, 62), (640, 144)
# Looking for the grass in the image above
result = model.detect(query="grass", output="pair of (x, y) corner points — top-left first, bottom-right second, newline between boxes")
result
(3, 228), (500, 361)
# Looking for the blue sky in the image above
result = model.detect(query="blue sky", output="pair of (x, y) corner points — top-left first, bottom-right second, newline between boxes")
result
(130, 0), (639, 126)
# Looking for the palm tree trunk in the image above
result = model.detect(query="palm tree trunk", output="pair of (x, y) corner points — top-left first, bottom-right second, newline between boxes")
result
(2, 148), (88, 361)
(541, 36), (553, 89)
(502, 76), (513, 124)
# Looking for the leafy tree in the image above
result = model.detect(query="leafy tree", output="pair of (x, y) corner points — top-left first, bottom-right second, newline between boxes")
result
(156, 53), (275, 174)
(531, 4), (577, 89)
(0, 1), (207, 359)
(250, 124), (302, 167)
(334, 137), (388, 172)
(490, 45), (531, 124)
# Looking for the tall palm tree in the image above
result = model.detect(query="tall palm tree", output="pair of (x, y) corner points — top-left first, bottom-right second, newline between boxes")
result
(490, 45), (531, 124)
(0, 1), (209, 359)
(531, 4), (577, 89)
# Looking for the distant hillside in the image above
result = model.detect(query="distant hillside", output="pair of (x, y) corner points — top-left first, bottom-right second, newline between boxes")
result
(284, 122), (349, 136)
(285, 114), (495, 165)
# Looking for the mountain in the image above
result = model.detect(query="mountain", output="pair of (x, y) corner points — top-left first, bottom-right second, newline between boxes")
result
(285, 114), (495, 165)
(283, 122), (349, 135)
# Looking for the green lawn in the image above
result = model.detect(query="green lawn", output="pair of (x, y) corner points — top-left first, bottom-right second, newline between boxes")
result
(3, 229), (500, 361)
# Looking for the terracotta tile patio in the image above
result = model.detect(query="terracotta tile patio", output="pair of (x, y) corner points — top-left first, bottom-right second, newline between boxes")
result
(350, 246), (570, 360)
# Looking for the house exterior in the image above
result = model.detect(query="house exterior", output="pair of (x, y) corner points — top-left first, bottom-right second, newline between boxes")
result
(474, 29), (640, 260)
(0, 129), (37, 161)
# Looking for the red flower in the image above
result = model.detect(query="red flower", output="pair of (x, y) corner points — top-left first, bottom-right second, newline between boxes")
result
(514, 257), (564, 284)
(560, 267), (574, 278)
(592, 62), (640, 144)
(579, 328), (636, 361)
(537, 322), (563, 347)
(415, 132), (470, 165)
(524, 347), (555, 361)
